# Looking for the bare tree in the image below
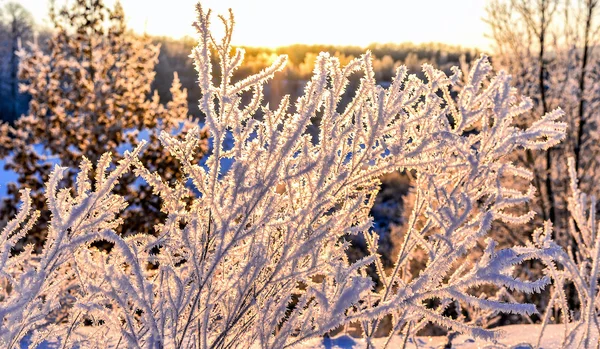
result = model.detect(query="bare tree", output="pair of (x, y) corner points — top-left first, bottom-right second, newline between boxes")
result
(486, 0), (600, 236)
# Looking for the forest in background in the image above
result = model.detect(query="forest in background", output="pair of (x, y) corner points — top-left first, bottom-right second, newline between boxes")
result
(0, 2), (479, 123)
(152, 38), (478, 118)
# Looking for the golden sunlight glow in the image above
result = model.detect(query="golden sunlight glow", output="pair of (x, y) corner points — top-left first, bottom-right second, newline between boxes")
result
(20, 0), (489, 49)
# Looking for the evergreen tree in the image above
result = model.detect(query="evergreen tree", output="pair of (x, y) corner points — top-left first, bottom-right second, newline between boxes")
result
(0, 0), (207, 239)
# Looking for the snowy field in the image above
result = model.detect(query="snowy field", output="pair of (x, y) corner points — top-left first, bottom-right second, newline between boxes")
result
(301, 324), (598, 349)
(20, 324), (597, 349)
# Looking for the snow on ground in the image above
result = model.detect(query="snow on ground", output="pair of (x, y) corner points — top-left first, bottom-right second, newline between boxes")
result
(0, 144), (61, 197)
(20, 324), (597, 349)
(301, 324), (598, 349)
(0, 158), (18, 196)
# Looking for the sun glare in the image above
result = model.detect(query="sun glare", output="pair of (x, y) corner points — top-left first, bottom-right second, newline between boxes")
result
(21, 0), (489, 49)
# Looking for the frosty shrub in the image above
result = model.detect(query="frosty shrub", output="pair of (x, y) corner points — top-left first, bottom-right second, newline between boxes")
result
(0, 3), (567, 349)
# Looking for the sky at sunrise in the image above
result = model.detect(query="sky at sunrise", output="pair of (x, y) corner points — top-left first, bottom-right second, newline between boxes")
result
(12, 0), (490, 49)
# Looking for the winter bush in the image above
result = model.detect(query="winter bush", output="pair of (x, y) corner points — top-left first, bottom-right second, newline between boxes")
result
(0, 3), (570, 348)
